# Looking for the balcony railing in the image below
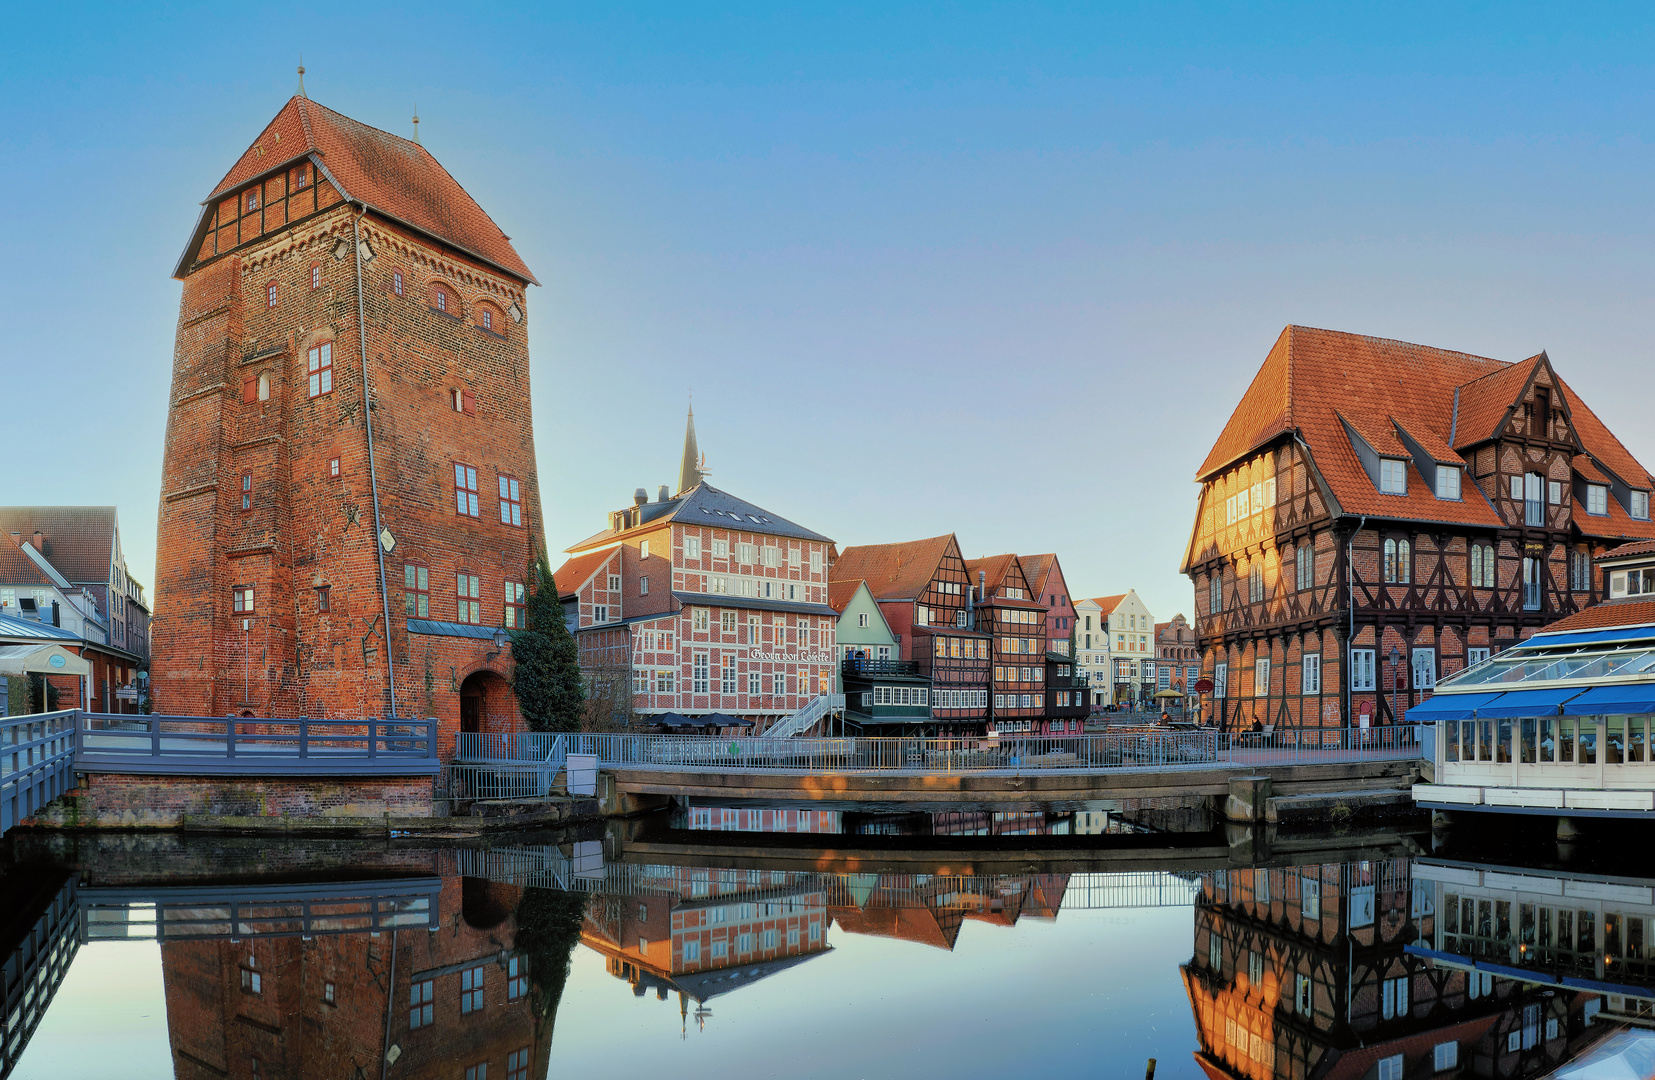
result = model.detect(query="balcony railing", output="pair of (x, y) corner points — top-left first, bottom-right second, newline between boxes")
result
(842, 658), (922, 678)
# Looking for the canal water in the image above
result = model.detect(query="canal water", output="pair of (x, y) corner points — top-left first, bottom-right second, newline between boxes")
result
(2, 803), (1647, 1079)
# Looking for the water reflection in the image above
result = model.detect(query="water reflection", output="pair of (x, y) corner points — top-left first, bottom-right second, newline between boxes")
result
(6, 817), (1655, 1078)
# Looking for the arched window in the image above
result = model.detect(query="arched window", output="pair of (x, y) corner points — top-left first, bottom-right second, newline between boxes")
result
(1209, 571), (1223, 615)
(475, 301), (505, 335)
(1296, 544), (1311, 591)
(1383, 539), (1397, 583)
(429, 281), (457, 315)
(1470, 544), (1483, 590)
(1250, 561), (1265, 603)
(1397, 539), (1411, 584)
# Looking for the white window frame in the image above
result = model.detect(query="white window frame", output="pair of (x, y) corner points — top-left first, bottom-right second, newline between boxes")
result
(1214, 663), (1228, 699)
(1301, 876), (1320, 918)
(685, 536), (702, 559)
(1351, 648), (1375, 691)
(1412, 648), (1437, 689)
(1434, 1042), (1458, 1071)
(1549, 479), (1563, 505)
(1436, 464), (1460, 500)
(1302, 653), (1321, 695)
(1377, 1053), (1404, 1080)
(1588, 484), (1609, 515)
(1379, 458), (1408, 494)
(1467, 647), (1490, 668)
(1636, 491), (1651, 520)
(1254, 657), (1270, 697)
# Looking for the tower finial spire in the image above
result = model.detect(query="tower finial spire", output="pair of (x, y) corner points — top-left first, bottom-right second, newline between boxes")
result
(297, 55), (307, 99)
(412, 105), (420, 144)
(677, 401), (704, 495)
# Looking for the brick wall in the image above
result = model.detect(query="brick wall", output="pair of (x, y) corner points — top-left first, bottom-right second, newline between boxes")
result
(28, 773), (432, 828)
(152, 159), (542, 751)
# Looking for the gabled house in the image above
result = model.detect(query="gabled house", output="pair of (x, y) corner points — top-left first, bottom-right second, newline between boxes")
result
(1018, 553), (1078, 657)
(1183, 326), (1655, 735)
(832, 534), (988, 734)
(965, 554), (1050, 734)
(556, 414), (838, 730)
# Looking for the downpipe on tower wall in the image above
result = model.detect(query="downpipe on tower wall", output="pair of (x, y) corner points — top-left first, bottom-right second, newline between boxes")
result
(354, 206), (399, 718)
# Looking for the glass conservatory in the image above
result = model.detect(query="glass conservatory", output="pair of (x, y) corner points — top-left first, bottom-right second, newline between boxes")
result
(1410, 622), (1655, 818)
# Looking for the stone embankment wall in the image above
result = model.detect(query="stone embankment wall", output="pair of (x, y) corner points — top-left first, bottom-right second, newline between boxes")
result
(26, 774), (432, 829)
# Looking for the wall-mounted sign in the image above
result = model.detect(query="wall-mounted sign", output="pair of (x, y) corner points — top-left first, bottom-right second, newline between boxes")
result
(747, 649), (832, 665)
(48, 654), (66, 669)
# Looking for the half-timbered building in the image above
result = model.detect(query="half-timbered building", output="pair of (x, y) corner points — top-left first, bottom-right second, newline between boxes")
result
(1184, 327), (1655, 736)
(965, 555), (1050, 734)
(831, 534), (989, 734)
(556, 416), (837, 730)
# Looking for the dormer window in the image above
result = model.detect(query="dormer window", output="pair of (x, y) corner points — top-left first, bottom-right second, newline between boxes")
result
(1634, 492), (1650, 520)
(1435, 465), (1460, 501)
(1613, 568), (1655, 597)
(1379, 459), (1408, 495)
(1587, 484), (1609, 516)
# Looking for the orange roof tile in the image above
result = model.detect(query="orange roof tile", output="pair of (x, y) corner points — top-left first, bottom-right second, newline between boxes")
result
(1450, 357), (1537, 449)
(1085, 593), (1127, 614)
(826, 578), (867, 613)
(1019, 554), (1056, 597)
(1542, 600), (1655, 633)
(964, 554), (1018, 593)
(831, 535), (957, 601)
(186, 96), (535, 284)
(0, 542), (54, 587)
(830, 907), (960, 951)
(1392, 417), (1465, 465)
(0, 507), (119, 585)
(550, 549), (615, 599)
(1200, 327), (1523, 529)
(1603, 539), (1655, 561)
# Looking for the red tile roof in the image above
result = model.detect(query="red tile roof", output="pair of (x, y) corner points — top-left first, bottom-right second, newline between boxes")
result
(550, 549), (615, 600)
(1086, 593), (1127, 614)
(1602, 539), (1655, 561)
(1197, 328), (1655, 533)
(0, 508), (118, 585)
(832, 535), (957, 601)
(0, 542), (54, 587)
(1450, 357), (1537, 449)
(963, 554), (1018, 594)
(1542, 599), (1655, 633)
(194, 96), (535, 285)
(826, 579), (866, 613)
(1018, 554), (1056, 598)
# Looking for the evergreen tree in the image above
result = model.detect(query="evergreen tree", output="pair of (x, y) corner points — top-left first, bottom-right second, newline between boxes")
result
(511, 545), (586, 732)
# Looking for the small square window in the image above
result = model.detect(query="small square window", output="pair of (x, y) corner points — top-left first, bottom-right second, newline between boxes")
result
(457, 573), (482, 624)
(316, 585), (330, 613)
(460, 965), (485, 1013)
(329, 457), (340, 478)
(266, 282), (277, 308)
(1434, 1041), (1458, 1071)
(1588, 484), (1609, 515)
(1436, 464), (1460, 500)
(455, 464), (481, 517)
(1379, 458), (1407, 494)
(322, 981), (335, 1004)
(232, 586), (255, 615)
(393, 270), (404, 296)
(409, 979), (434, 1029)
(498, 475), (522, 526)
(247, 189), (260, 212)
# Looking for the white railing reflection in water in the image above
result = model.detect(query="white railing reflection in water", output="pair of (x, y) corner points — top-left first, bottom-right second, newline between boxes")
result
(454, 724), (1423, 774)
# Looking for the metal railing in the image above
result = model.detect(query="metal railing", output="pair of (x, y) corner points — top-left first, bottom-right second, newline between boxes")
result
(77, 880), (441, 941)
(451, 724), (1423, 775)
(74, 712), (441, 775)
(763, 694), (845, 738)
(842, 658), (922, 677)
(2, 709), (77, 835)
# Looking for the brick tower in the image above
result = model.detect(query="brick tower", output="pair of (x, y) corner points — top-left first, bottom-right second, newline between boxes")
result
(151, 88), (542, 752)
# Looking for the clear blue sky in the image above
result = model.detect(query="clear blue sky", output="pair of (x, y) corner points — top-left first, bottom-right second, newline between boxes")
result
(6, 3), (1655, 623)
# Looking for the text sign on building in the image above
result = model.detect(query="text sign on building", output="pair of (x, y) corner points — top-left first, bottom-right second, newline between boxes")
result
(747, 649), (833, 664)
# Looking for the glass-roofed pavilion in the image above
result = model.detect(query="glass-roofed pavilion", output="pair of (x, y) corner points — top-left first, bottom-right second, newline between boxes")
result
(1411, 621), (1655, 821)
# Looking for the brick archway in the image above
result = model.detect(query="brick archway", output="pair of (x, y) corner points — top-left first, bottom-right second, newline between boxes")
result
(458, 669), (514, 735)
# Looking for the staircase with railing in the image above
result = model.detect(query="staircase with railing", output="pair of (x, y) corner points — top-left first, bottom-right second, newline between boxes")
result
(762, 694), (845, 738)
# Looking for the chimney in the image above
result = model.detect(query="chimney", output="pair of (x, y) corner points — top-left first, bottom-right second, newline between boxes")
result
(633, 488), (649, 506)
(32, 530), (45, 553)
(51, 601), (60, 627)
(8, 531), (19, 547)
(658, 485), (669, 503)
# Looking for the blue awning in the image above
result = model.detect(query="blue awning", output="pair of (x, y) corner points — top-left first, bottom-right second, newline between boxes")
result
(1407, 691), (1509, 722)
(1560, 683), (1655, 716)
(1475, 687), (1589, 719)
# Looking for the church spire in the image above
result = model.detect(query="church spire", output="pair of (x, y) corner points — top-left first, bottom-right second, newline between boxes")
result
(677, 404), (704, 495)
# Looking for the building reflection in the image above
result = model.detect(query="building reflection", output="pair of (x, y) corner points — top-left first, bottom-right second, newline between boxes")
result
(679, 802), (1130, 837)
(1183, 858), (1619, 1079)
(580, 866), (833, 1032)
(155, 875), (568, 1080)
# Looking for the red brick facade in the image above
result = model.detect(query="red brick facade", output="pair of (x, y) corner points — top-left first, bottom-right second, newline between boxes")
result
(150, 97), (541, 757)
